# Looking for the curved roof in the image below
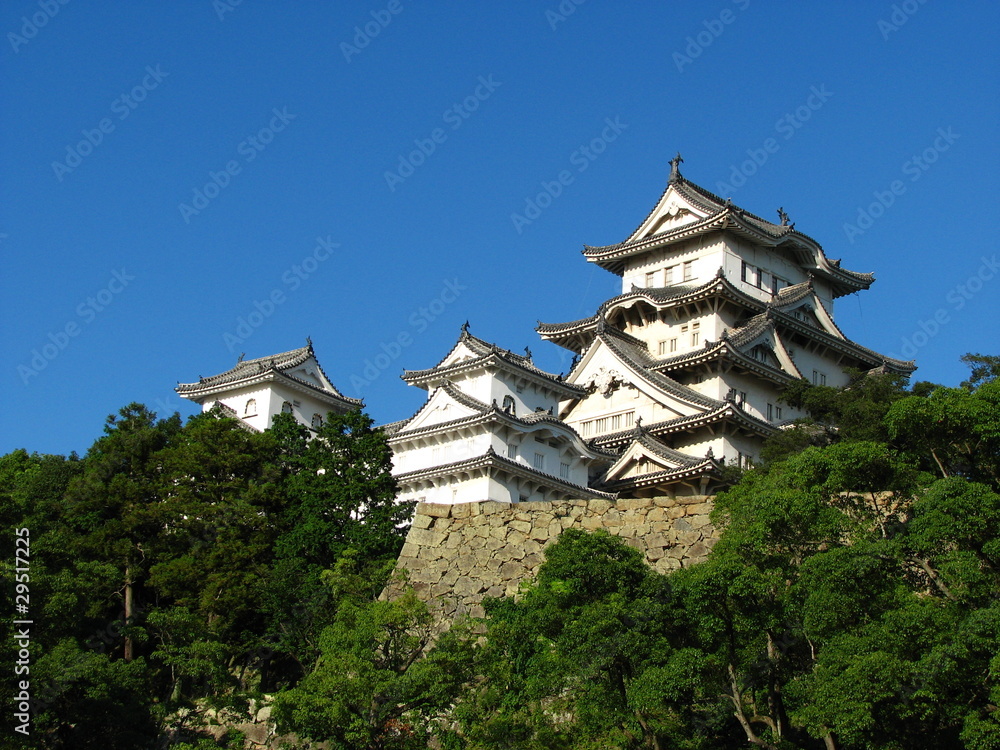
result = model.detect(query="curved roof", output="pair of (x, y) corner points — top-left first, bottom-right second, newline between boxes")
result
(175, 342), (362, 408)
(580, 169), (874, 297)
(394, 446), (617, 500)
(403, 327), (584, 397)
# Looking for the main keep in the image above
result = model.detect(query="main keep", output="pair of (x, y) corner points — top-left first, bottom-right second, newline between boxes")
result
(178, 158), (913, 504)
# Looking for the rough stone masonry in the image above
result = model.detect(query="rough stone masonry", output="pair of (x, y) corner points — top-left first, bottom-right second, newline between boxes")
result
(388, 495), (719, 627)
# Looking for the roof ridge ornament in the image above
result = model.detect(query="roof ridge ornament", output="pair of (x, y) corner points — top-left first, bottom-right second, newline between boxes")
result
(306, 335), (313, 348)
(668, 152), (684, 183)
(632, 415), (644, 437)
(237, 352), (245, 364)
(777, 207), (790, 226)
(461, 320), (470, 334)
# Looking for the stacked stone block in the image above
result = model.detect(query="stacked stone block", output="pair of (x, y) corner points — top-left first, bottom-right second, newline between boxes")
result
(390, 496), (718, 624)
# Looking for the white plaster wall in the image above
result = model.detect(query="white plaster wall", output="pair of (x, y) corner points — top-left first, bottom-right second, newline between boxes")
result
(391, 431), (492, 475)
(620, 238), (726, 293)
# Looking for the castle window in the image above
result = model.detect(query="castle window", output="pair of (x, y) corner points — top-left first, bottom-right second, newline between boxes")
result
(767, 403), (774, 421)
(533, 453), (545, 470)
(669, 337), (678, 352)
(683, 261), (694, 281)
(645, 271), (656, 287)
(771, 276), (787, 295)
(594, 417), (609, 433)
(502, 395), (516, 415)
(664, 265), (675, 284)
(244, 398), (257, 416)
(281, 401), (293, 414)
(658, 340), (667, 356)
(560, 462), (570, 479)
(507, 443), (517, 459)
(738, 391), (747, 406)
(311, 413), (323, 428)
(775, 406), (783, 420)
(691, 322), (700, 346)
(812, 370), (827, 386)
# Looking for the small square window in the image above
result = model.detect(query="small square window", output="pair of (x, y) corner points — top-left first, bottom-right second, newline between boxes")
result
(683, 261), (694, 281)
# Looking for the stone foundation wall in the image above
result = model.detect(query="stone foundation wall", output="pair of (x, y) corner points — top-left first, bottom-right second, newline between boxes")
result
(390, 495), (719, 623)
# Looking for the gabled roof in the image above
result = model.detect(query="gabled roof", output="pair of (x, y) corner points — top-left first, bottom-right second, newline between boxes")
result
(650, 326), (803, 385)
(598, 426), (722, 492)
(175, 343), (362, 408)
(402, 326), (585, 397)
(206, 401), (260, 432)
(572, 325), (724, 411)
(538, 272), (764, 350)
(591, 401), (778, 451)
(580, 163), (874, 298)
(388, 381), (617, 460)
(391, 380), (491, 437)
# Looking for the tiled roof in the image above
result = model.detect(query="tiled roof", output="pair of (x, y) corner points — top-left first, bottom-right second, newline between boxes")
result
(595, 327), (724, 410)
(537, 274), (759, 340)
(176, 343), (362, 406)
(403, 327), (585, 395)
(598, 458), (720, 492)
(389, 383), (617, 459)
(591, 402), (777, 450)
(394, 447), (617, 500)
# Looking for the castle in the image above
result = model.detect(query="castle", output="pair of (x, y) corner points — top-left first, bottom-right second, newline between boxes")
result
(177, 158), (913, 503)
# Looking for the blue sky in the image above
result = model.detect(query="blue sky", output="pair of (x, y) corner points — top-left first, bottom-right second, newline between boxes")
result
(2, 0), (998, 457)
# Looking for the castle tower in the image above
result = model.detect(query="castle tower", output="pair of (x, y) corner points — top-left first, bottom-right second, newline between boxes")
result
(386, 326), (616, 505)
(175, 341), (361, 432)
(536, 156), (915, 495)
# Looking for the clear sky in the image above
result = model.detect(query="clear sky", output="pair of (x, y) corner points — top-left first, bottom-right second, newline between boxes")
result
(2, 0), (998, 457)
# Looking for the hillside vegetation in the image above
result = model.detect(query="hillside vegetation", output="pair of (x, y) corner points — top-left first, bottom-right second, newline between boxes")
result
(2, 354), (998, 749)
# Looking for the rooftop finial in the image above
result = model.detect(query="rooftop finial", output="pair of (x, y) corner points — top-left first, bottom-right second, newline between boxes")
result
(669, 152), (684, 182)
(524, 346), (532, 360)
(237, 352), (245, 363)
(461, 320), (470, 334)
(306, 335), (313, 348)
(777, 207), (790, 226)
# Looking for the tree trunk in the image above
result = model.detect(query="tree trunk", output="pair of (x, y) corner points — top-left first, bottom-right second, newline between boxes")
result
(124, 565), (134, 661)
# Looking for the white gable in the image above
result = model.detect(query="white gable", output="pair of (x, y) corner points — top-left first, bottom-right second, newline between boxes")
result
(397, 386), (482, 434)
(625, 184), (710, 245)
